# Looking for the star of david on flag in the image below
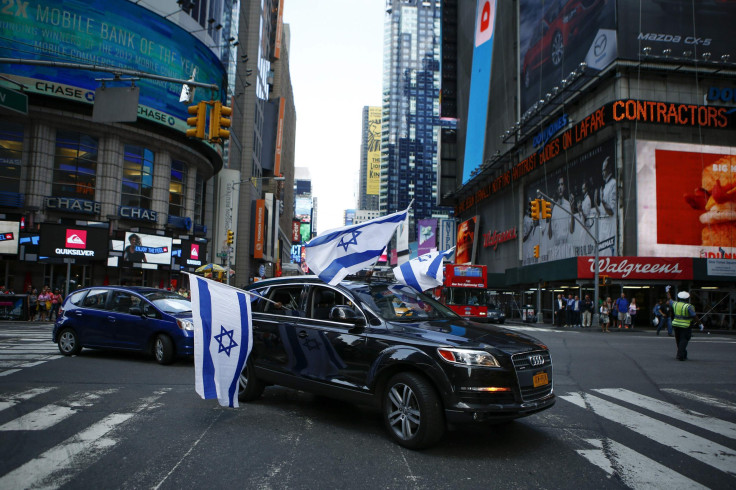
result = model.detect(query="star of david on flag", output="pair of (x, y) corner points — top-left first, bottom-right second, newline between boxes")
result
(187, 273), (253, 408)
(393, 247), (455, 292)
(305, 206), (410, 285)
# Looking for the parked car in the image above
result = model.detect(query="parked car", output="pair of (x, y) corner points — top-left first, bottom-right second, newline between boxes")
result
(487, 303), (506, 324)
(53, 286), (194, 364)
(521, 0), (607, 88)
(238, 276), (555, 449)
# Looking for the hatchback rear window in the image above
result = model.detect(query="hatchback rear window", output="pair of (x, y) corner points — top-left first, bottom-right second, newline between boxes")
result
(67, 290), (87, 307)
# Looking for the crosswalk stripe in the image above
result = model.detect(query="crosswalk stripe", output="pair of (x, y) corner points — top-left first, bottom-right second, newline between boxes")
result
(576, 437), (707, 490)
(0, 390), (168, 490)
(662, 388), (736, 413)
(0, 390), (117, 431)
(0, 369), (21, 376)
(0, 387), (55, 412)
(560, 392), (736, 476)
(594, 388), (736, 440)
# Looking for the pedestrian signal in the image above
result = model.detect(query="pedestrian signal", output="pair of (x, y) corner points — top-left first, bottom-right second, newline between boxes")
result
(209, 101), (232, 142)
(530, 199), (540, 220)
(186, 101), (207, 139)
(226, 229), (234, 245)
(533, 244), (540, 258)
(541, 199), (552, 219)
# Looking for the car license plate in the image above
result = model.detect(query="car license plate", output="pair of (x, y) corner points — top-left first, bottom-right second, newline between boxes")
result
(533, 372), (549, 387)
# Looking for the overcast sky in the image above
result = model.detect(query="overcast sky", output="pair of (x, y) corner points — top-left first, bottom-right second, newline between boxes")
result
(283, 1), (385, 233)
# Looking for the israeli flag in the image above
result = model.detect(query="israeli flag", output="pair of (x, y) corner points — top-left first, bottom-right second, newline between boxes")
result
(393, 247), (455, 292)
(188, 273), (252, 408)
(305, 207), (409, 285)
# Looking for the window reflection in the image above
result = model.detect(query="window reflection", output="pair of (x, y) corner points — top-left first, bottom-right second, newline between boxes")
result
(52, 131), (98, 199)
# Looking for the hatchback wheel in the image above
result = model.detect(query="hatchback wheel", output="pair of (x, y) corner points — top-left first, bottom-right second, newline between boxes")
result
(238, 360), (265, 402)
(383, 372), (445, 449)
(58, 328), (81, 356)
(154, 334), (174, 365)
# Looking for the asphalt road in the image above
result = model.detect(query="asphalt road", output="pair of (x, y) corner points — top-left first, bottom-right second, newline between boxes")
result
(1, 321), (734, 489)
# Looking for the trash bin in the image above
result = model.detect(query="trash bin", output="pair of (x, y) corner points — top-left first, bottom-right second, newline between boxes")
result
(522, 305), (536, 323)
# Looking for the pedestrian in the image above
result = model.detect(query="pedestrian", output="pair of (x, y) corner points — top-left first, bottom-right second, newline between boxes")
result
(565, 293), (574, 327)
(653, 299), (663, 333)
(38, 287), (52, 322)
(627, 297), (638, 328)
(27, 286), (38, 321)
(581, 294), (593, 327)
(614, 292), (629, 329)
(554, 294), (565, 327)
(600, 297), (611, 332)
(659, 297), (673, 336)
(666, 288), (702, 361)
(51, 289), (63, 321)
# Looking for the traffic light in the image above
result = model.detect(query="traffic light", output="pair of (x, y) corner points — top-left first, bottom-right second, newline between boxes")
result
(541, 199), (552, 219)
(530, 199), (540, 220)
(533, 244), (540, 258)
(209, 101), (232, 142)
(186, 101), (207, 139)
(226, 229), (234, 245)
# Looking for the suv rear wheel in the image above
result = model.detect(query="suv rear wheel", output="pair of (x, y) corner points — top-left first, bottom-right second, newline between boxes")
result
(383, 372), (445, 449)
(238, 360), (265, 402)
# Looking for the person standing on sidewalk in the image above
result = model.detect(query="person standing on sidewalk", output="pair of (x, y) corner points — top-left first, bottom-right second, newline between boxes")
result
(659, 297), (673, 336)
(554, 294), (565, 327)
(614, 292), (629, 329)
(599, 298), (611, 332)
(581, 294), (594, 327)
(666, 289), (702, 361)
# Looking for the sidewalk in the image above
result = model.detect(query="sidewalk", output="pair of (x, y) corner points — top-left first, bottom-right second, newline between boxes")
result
(510, 319), (735, 335)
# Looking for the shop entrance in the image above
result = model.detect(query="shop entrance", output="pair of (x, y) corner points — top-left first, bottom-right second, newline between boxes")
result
(43, 263), (91, 296)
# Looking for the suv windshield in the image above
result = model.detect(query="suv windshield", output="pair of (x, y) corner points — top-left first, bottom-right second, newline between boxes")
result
(352, 283), (458, 321)
(142, 291), (192, 314)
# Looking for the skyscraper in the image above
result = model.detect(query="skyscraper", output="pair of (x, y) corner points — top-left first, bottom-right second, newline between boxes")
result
(381, 0), (454, 244)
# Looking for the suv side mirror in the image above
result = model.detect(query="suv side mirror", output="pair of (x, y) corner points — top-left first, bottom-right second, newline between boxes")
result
(330, 306), (365, 327)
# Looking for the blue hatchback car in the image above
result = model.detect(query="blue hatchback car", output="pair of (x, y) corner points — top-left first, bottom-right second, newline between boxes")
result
(53, 286), (194, 364)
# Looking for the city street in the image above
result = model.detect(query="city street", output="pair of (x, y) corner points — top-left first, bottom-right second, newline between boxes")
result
(1, 321), (735, 489)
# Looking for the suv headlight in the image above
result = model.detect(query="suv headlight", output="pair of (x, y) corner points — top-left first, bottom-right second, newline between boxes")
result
(437, 348), (500, 367)
(177, 319), (194, 331)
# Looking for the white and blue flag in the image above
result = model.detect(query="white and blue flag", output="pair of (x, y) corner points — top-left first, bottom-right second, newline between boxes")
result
(393, 247), (455, 292)
(305, 207), (410, 285)
(187, 273), (252, 408)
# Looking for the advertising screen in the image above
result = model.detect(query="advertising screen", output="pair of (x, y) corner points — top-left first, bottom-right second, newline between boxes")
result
(636, 140), (736, 258)
(366, 106), (382, 194)
(39, 224), (108, 260)
(417, 219), (437, 256)
(0, 0), (227, 132)
(295, 196), (312, 223)
(173, 240), (206, 269)
(617, 1), (735, 63)
(122, 232), (172, 265)
(456, 216), (479, 264)
(0, 221), (20, 255)
(523, 138), (617, 265)
(519, 0), (615, 114)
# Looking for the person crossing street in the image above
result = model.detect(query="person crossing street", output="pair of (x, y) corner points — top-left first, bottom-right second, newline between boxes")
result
(666, 288), (702, 361)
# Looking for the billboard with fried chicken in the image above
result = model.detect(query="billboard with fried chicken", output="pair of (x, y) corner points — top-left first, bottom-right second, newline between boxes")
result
(636, 140), (736, 258)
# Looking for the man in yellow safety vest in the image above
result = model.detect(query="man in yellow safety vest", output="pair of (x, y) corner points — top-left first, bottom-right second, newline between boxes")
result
(666, 288), (702, 361)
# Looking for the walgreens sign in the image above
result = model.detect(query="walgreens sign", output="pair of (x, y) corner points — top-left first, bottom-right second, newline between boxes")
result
(577, 257), (693, 280)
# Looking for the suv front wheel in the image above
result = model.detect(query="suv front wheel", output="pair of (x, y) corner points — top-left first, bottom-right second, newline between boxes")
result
(382, 372), (445, 449)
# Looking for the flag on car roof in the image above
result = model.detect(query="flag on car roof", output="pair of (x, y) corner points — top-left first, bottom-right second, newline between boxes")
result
(187, 273), (252, 408)
(393, 247), (455, 293)
(305, 206), (410, 285)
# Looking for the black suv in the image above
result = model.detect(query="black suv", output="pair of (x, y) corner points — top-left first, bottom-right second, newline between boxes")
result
(239, 276), (554, 449)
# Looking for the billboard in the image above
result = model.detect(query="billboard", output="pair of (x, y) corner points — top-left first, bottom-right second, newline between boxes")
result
(523, 138), (617, 264)
(120, 232), (172, 265)
(173, 240), (206, 269)
(39, 224), (108, 260)
(0, 0), (227, 132)
(295, 196), (312, 223)
(636, 140), (736, 259)
(519, 0), (615, 114)
(366, 106), (381, 195)
(417, 219), (437, 255)
(0, 221), (20, 255)
(456, 216), (479, 264)
(617, 0), (736, 63)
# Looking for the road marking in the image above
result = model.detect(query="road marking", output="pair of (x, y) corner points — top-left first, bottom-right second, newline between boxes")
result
(576, 437), (707, 490)
(0, 390), (168, 490)
(0, 369), (21, 376)
(0, 387), (55, 412)
(662, 388), (736, 413)
(594, 388), (736, 440)
(0, 390), (117, 431)
(560, 392), (736, 476)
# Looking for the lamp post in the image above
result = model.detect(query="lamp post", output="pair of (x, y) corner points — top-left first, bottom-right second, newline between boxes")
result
(537, 189), (600, 328)
(226, 175), (286, 285)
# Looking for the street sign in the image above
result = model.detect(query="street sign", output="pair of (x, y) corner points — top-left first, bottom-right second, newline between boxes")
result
(0, 86), (28, 115)
(217, 252), (228, 258)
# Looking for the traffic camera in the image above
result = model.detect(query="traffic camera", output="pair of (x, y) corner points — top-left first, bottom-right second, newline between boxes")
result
(209, 101), (232, 142)
(186, 101), (207, 139)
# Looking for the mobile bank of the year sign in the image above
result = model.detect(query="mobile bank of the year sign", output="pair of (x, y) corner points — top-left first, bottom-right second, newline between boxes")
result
(0, 0), (227, 130)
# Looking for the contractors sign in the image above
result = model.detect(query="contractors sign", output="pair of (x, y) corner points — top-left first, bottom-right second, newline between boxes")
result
(577, 256), (693, 280)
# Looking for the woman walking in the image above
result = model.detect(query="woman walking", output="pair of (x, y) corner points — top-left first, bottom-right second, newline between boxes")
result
(600, 297), (611, 332)
(627, 297), (638, 329)
(51, 289), (63, 321)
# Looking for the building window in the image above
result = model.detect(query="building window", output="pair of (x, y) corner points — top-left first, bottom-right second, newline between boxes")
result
(52, 131), (98, 199)
(0, 121), (23, 194)
(169, 160), (187, 217)
(122, 145), (154, 209)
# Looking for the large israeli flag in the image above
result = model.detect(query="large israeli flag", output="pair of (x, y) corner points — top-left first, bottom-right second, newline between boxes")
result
(187, 273), (252, 408)
(393, 247), (455, 293)
(305, 207), (409, 285)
